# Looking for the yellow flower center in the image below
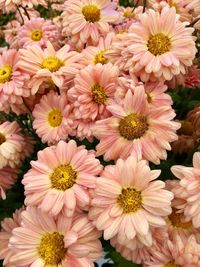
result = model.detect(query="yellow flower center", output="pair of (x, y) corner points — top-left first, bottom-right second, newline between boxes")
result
(48, 109), (63, 128)
(30, 29), (43, 41)
(123, 8), (135, 19)
(50, 164), (77, 191)
(147, 33), (171, 56)
(0, 133), (6, 145)
(91, 84), (107, 104)
(82, 4), (100, 23)
(119, 113), (148, 140)
(117, 188), (142, 213)
(42, 57), (63, 72)
(165, 261), (180, 267)
(169, 0), (179, 11)
(38, 232), (67, 265)
(168, 209), (192, 229)
(0, 66), (12, 84)
(94, 50), (107, 65)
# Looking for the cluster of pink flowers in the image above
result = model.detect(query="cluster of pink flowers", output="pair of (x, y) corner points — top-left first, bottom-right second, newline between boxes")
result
(0, 0), (200, 266)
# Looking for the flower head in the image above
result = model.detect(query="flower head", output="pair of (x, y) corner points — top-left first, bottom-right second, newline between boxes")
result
(23, 140), (103, 217)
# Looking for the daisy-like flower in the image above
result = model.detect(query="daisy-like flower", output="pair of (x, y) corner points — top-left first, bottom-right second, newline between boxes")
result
(89, 155), (173, 245)
(92, 88), (180, 164)
(80, 33), (115, 66)
(0, 121), (27, 168)
(9, 207), (102, 266)
(122, 7), (197, 82)
(0, 208), (23, 266)
(18, 17), (59, 48)
(23, 140), (103, 217)
(171, 152), (200, 228)
(0, 167), (18, 199)
(62, 0), (119, 48)
(68, 63), (119, 121)
(32, 91), (76, 145)
(0, 49), (30, 114)
(18, 41), (82, 94)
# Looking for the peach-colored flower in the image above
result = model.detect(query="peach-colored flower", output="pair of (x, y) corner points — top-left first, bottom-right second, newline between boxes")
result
(18, 17), (59, 48)
(89, 154), (173, 245)
(9, 207), (102, 267)
(18, 41), (82, 94)
(122, 7), (197, 82)
(32, 91), (76, 145)
(62, 0), (119, 49)
(0, 167), (18, 199)
(3, 20), (20, 49)
(171, 152), (200, 228)
(93, 88), (180, 164)
(0, 121), (27, 168)
(68, 63), (119, 121)
(23, 140), (103, 217)
(0, 208), (23, 266)
(0, 49), (30, 114)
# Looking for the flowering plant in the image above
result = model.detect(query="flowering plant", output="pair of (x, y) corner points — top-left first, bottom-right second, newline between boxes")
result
(0, 0), (200, 266)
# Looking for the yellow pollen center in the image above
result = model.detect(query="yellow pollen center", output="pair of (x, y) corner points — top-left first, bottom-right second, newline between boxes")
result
(91, 84), (107, 104)
(169, 0), (179, 11)
(50, 164), (77, 191)
(94, 50), (107, 65)
(165, 261), (180, 267)
(0, 66), (12, 83)
(123, 8), (135, 19)
(42, 57), (63, 72)
(31, 29), (43, 41)
(119, 113), (148, 140)
(0, 133), (6, 145)
(38, 232), (66, 265)
(168, 210), (192, 229)
(48, 109), (63, 128)
(147, 33), (171, 56)
(82, 4), (100, 22)
(117, 188), (142, 213)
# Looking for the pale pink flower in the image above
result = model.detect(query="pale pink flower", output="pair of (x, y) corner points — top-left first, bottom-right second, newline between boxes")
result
(0, 0), (47, 12)
(0, 167), (18, 199)
(32, 91), (76, 145)
(171, 152), (200, 228)
(23, 140), (103, 217)
(0, 121), (27, 168)
(18, 41), (82, 94)
(80, 33), (115, 66)
(0, 49), (30, 114)
(9, 207), (102, 267)
(122, 7), (196, 82)
(0, 208), (23, 266)
(62, 0), (119, 48)
(89, 154), (173, 245)
(3, 20), (20, 49)
(93, 88), (180, 164)
(18, 17), (59, 48)
(68, 63), (119, 121)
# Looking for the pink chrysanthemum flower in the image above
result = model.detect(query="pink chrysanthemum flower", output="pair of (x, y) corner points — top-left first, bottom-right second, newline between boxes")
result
(0, 167), (18, 199)
(32, 91), (76, 145)
(18, 41), (82, 94)
(62, 0), (119, 48)
(9, 207), (102, 266)
(93, 88), (180, 164)
(18, 17), (59, 48)
(0, 208), (23, 266)
(171, 152), (200, 228)
(122, 7), (197, 82)
(81, 33), (115, 66)
(23, 140), (103, 217)
(0, 121), (27, 168)
(68, 63), (119, 121)
(89, 155), (173, 245)
(0, 49), (30, 114)
(0, 0), (47, 12)
(3, 20), (20, 49)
